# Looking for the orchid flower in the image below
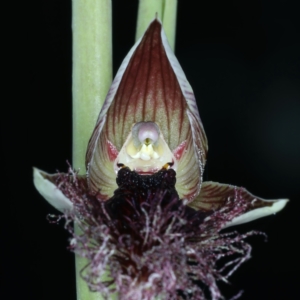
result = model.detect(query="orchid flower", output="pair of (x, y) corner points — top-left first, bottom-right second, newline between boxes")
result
(34, 19), (288, 299)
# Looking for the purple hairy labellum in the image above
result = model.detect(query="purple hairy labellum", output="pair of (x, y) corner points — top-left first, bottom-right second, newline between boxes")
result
(34, 19), (288, 299)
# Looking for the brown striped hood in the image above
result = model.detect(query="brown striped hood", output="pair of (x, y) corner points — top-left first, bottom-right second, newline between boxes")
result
(86, 19), (207, 201)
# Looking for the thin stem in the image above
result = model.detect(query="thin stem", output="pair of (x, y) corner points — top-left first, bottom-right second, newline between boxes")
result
(161, 0), (177, 51)
(135, 0), (177, 50)
(72, 0), (112, 173)
(72, 0), (112, 299)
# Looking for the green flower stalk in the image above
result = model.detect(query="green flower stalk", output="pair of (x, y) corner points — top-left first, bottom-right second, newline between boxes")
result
(33, 1), (288, 299)
(72, 1), (112, 299)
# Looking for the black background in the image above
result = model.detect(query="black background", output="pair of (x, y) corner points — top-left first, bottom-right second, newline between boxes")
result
(3, 0), (300, 299)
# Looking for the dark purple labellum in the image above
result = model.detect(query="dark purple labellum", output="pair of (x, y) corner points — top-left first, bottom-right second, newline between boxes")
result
(105, 167), (210, 237)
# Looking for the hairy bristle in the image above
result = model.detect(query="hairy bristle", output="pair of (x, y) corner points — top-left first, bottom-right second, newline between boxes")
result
(52, 167), (263, 300)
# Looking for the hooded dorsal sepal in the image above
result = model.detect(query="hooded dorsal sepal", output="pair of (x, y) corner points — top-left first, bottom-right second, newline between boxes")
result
(86, 19), (207, 201)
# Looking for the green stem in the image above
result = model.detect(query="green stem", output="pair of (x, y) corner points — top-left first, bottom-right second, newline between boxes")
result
(72, 0), (112, 299)
(72, 0), (112, 174)
(135, 0), (178, 50)
(161, 0), (178, 51)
